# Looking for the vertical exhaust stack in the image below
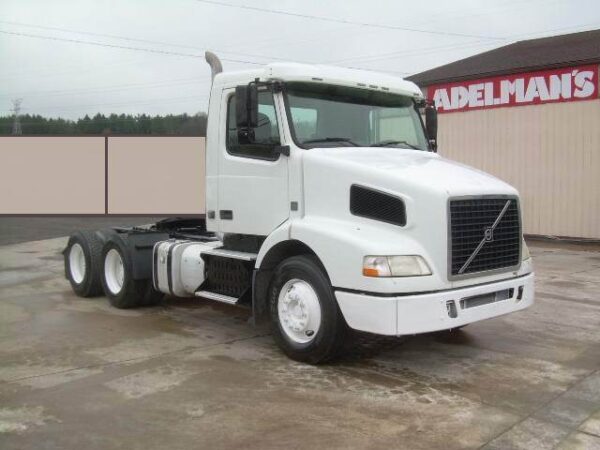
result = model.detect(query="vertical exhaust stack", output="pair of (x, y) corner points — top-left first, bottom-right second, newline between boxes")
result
(205, 51), (223, 82)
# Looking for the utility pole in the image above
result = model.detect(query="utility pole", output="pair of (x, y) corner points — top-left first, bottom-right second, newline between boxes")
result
(11, 98), (23, 135)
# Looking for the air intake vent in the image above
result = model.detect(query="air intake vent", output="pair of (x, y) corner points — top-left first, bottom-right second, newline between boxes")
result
(350, 185), (406, 226)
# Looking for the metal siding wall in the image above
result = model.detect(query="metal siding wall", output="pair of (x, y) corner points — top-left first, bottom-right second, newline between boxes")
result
(437, 99), (600, 239)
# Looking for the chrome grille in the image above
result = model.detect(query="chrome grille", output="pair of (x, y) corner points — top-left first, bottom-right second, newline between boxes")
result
(449, 197), (521, 277)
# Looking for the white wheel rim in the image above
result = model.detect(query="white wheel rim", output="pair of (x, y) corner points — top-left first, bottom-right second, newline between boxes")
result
(277, 279), (322, 344)
(104, 249), (125, 295)
(69, 243), (86, 284)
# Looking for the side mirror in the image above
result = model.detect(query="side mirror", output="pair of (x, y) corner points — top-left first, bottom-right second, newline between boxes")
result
(236, 83), (258, 143)
(425, 104), (438, 152)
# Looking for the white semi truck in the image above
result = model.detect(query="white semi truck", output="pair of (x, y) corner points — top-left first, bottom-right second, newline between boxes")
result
(64, 53), (534, 363)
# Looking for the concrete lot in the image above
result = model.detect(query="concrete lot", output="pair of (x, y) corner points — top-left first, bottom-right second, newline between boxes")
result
(0, 237), (599, 450)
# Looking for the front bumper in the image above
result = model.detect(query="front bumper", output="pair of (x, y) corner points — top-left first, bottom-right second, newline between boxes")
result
(335, 272), (534, 335)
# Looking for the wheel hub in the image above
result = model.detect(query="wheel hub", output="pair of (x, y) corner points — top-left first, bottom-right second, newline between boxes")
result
(69, 243), (86, 284)
(277, 279), (321, 344)
(104, 249), (125, 295)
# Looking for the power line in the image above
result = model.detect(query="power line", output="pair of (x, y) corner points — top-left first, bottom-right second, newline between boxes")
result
(344, 22), (600, 68)
(0, 54), (155, 82)
(4, 17), (598, 116)
(328, 22), (600, 67)
(411, 0), (560, 29)
(0, 27), (437, 82)
(0, 27), (490, 82)
(194, 0), (504, 40)
(510, 21), (600, 39)
(343, 42), (503, 70)
(329, 40), (489, 64)
(0, 20), (303, 63)
(6, 20), (596, 77)
(0, 19), (216, 51)
(0, 30), (263, 65)
(0, 76), (211, 99)
(0, 22), (476, 79)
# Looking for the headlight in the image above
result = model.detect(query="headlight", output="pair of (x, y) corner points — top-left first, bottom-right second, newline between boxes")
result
(522, 239), (531, 260)
(363, 255), (432, 277)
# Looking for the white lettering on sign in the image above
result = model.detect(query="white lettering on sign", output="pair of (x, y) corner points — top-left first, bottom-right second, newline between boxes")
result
(429, 65), (598, 113)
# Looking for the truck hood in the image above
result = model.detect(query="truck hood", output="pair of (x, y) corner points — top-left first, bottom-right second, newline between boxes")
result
(302, 147), (516, 197)
(299, 146), (522, 291)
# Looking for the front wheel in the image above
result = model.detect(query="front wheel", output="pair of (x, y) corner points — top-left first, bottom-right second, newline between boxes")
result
(269, 255), (346, 364)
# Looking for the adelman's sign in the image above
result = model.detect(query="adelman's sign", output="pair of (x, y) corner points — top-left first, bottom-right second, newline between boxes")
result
(428, 65), (598, 113)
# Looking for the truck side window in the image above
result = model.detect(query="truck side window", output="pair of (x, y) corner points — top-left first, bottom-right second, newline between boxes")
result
(226, 91), (281, 160)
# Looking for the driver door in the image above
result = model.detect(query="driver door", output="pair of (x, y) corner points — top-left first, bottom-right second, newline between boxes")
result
(215, 88), (289, 236)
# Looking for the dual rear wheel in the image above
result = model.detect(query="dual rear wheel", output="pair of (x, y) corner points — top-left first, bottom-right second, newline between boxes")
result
(64, 231), (104, 297)
(64, 232), (162, 308)
(65, 233), (346, 363)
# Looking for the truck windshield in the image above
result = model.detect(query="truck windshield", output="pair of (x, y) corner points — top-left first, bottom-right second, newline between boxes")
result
(284, 82), (428, 150)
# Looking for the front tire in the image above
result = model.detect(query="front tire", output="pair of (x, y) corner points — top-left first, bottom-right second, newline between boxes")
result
(101, 235), (162, 309)
(269, 255), (346, 364)
(64, 231), (104, 297)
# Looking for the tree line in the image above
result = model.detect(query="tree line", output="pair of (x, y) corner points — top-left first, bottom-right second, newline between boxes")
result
(0, 113), (208, 135)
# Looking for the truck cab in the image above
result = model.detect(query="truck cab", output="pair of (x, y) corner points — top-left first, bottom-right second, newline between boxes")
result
(64, 55), (534, 364)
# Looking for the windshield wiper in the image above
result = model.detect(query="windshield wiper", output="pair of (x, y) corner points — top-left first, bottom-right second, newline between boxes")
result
(302, 137), (360, 146)
(370, 140), (419, 149)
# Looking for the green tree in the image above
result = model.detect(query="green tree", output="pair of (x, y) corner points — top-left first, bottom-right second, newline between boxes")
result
(0, 113), (208, 136)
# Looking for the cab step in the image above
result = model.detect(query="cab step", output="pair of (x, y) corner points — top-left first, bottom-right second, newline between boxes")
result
(201, 248), (257, 261)
(197, 248), (255, 306)
(195, 290), (239, 304)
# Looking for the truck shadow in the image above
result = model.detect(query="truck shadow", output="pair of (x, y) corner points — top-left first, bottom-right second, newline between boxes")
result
(161, 296), (477, 364)
(336, 328), (477, 364)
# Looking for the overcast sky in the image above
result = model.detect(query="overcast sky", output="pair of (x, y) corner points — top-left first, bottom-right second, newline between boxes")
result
(1, 0), (599, 119)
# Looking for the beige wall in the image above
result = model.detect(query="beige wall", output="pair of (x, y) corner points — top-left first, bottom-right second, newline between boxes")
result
(108, 137), (205, 214)
(436, 99), (600, 239)
(0, 136), (205, 215)
(2, 121), (598, 238)
(0, 137), (105, 214)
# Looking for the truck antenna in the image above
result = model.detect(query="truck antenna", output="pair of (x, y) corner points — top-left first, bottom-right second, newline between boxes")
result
(205, 51), (223, 82)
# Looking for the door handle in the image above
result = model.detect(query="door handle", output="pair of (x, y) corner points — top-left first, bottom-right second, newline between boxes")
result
(219, 210), (233, 220)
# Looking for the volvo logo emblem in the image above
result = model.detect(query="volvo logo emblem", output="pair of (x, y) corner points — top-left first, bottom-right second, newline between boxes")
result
(457, 199), (512, 274)
(483, 227), (494, 242)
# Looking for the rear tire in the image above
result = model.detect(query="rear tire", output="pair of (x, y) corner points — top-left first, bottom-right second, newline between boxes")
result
(101, 235), (162, 309)
(64, 230), (104, 297)
(269, 255), (346, 364)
